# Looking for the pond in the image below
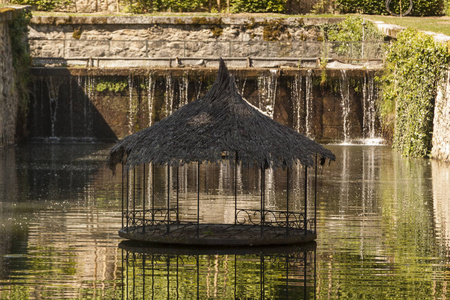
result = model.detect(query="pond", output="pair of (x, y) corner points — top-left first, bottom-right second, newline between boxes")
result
(0, 143), (449, 299)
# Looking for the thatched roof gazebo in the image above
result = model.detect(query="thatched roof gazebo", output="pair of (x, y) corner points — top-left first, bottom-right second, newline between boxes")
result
(108, 59), (335, 246)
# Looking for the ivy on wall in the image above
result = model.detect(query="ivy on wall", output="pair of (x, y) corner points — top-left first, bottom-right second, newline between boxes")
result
(9, 10), (31, 113)
(325, 16), (385, 57)
(326, 16), (384, 42)
(380, 28), (449, 157)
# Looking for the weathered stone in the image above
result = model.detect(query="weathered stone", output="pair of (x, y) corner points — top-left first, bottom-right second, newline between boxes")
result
(0, 7), (27, 147)
(432, 70), (450, 162)
(28, 16), (343, 59)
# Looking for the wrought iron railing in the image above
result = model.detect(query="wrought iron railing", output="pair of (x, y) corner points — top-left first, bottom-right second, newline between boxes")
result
(236, 208), (315, 233)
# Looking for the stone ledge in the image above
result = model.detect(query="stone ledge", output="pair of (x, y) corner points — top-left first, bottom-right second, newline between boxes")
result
(369, 18), (450, 45)
(30, 15), (344, 26)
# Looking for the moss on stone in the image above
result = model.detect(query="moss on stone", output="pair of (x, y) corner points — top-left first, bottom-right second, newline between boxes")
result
(263, 19), (289, 41)
(72, 27), (82, 39)
(192, 17), (222, 25)
(210, 24), (223, 38)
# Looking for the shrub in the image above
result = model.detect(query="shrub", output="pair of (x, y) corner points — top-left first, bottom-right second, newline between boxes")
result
(336, 0), (444, 16)
(10, 0), (73, 11)
(230, 0), (286, 13)
(380, 28), (449, 157)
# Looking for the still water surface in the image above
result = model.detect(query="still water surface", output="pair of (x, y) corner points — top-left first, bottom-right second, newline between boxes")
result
(0, 144), (449, 299)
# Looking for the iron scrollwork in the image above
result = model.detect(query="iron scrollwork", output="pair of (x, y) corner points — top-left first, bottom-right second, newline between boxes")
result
(236, 209), (307, 231)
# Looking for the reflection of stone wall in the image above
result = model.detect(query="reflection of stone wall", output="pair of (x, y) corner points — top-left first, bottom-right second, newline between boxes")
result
(0, 8), (20, 147)
(432, 70), (450, 161)
(0, 147), (17, 279)
(432, 160), (450, 248)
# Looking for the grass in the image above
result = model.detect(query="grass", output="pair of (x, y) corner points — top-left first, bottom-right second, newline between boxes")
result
(361, 15), (450, 36)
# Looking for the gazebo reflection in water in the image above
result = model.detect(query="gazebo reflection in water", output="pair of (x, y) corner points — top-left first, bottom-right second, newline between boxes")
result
(108, 59), (335, 246)
(120, 242), (317, 299)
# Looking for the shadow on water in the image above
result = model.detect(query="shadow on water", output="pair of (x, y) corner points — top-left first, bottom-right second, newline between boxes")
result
(119, 241), (317, 300)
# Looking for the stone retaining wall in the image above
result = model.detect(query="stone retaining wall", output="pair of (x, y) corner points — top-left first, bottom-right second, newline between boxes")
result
(432, 70), (450, 161)
(0, 7), (24, 147)
(28, 16), (343, 59)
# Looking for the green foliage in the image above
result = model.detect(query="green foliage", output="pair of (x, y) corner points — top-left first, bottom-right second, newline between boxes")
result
(9, 10), (32, 112)
(124, 0), (208, 13)
(230, 0), (286, 13)
(445, 0), (450, 15)
(310, 0), (335, 14)
(95, 78), (128, 93)
(327, 16), (384, 42)
(336, 0), (444, 16)
(326, 16), (384, 58)
(10, 0), (73, 11)
(380, 28), (449, 157)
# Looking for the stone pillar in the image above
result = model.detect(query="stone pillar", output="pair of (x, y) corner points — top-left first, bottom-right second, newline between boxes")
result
(0, 8), (17, 147)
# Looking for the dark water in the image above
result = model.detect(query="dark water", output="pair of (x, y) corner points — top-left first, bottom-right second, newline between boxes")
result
(0, 144), (449, 299)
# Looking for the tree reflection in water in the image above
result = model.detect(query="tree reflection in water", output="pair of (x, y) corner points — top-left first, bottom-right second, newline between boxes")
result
(120, 242), (317, 299)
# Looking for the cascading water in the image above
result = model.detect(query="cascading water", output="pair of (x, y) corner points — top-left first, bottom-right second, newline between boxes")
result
(265, 168), (275, 212)
(339, 70), (351, 143)
(362, 73), (382, 144)
(165, 74), (174, 117)
(236, 76), (247, 96)
(257, 70), (278, 117)
(68, 78), (73, 137)
(147, 74), (156, 127)
(128, 75), (135, 135)
(47, 77), (59, 138)
(85, 76), (95, 138)
(291, 75), (304, 133)
(30, 69), (382, 143)
(179, 76), (189, 108)
(305, 70), (313, 138)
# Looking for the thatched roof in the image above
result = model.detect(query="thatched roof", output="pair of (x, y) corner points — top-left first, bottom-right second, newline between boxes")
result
(108, 59), (335, 170)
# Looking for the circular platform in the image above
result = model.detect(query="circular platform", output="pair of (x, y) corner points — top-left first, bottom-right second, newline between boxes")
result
(119, 223), (316, 246)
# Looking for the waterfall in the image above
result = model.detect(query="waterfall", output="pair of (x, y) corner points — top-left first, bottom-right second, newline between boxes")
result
(291, 75), (304, 133)
(147, 74), (156, 127)
(362, 73), (379, 141)
(305, 70), (313, 138)
(85, 76), (95, 138)
(165, 74), (174, 117)
(179, 75), (189, 108)
(265, 168), (275, 211)
(236, 76), (247, 96)
(339, 70), (351, 143)
(128, 75), (135, 135)
(47, 77), (59, 138)
(257, 70), (278, 118)
(69, 78), (73, 137)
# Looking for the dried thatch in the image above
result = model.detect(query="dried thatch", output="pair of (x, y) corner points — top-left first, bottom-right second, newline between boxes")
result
(108, 59), (335, 170)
